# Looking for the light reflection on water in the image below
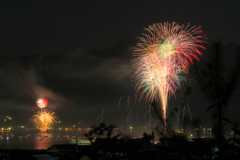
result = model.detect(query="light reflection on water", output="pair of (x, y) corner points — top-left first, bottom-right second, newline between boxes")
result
(0, 131), (89, 150)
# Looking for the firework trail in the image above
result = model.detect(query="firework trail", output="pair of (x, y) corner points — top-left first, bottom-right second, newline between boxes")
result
(156, 114), (158, 127)
(126, 105), (133, 124)
(118, 97), (122, 108)
(132, 113), (134, 124)
(177, 104), (180, 129)
(128, 110), (131, 124)
(173, 99), (179, 127)
(96, 115), (100, 124)
(148, 104), (151, 114)
(166, 101), (169, 118)
(148, 106), (153, 127)
(137, 107), (139, 124)
(187, 104), (192, 121)
(182, 103), (185, 124)
(187, 96), (192, 121)
(134, 94), (137, 106)
(126, 110), (129, 124)
(127, 95), (131, 111)
(184, 103), (187, 119)
(132, 22), (207, 121)
(144, 106), (147, 122)
(99, 109), (105, 124)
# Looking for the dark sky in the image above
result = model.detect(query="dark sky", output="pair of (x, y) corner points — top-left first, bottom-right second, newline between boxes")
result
(0, 1), (240, 127)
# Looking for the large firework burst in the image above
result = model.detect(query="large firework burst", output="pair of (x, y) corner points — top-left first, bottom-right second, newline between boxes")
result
(32, 110), (57, 132)
(132, 22), (207, 120)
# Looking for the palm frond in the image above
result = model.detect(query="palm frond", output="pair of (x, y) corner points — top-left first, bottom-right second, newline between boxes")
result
(223, 47), (240, 104)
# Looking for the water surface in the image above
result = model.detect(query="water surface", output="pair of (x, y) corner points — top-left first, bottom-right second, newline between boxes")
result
(0, 131), (90, 150)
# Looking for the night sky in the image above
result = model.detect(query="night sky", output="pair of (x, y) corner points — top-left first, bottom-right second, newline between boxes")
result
(0, 1), (240, 127)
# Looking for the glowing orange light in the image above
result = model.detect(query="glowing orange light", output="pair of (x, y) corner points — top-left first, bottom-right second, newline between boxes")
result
(32, 110), (57, 132)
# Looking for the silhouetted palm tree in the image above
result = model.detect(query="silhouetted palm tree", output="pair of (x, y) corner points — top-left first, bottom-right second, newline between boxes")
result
(192, 40), (240, 158)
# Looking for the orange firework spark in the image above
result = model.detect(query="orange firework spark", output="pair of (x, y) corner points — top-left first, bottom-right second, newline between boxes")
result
(32, 110), (57, 132)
